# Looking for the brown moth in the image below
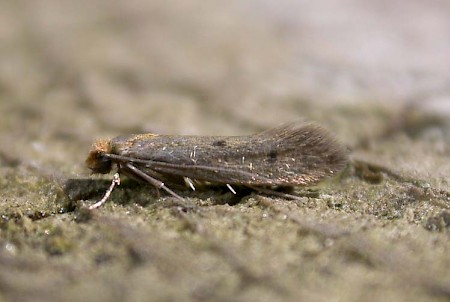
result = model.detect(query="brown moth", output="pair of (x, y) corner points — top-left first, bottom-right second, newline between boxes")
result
(86, 122), (348, 208)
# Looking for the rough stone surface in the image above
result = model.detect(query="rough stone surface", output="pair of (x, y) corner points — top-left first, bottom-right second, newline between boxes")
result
(0, 1), (449, 301)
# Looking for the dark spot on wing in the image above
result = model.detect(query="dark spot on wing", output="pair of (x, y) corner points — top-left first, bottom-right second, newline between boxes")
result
(268, 150), (278, 163)
(212, 140), (227, 147)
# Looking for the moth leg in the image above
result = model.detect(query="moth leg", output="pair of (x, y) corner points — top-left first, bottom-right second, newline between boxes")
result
(184, 177), (196, 191)
(245, 185), (306, 202)
(89, 173), (121, 209)
(122, 164), (187, 191)
(125, 163), (185, 201)
(226, 184), (237, 194)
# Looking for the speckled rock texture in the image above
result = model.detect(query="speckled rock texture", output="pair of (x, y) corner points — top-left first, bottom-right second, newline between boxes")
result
(0, 1), (449, 301)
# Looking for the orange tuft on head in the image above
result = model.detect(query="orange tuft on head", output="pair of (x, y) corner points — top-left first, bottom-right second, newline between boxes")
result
(85, 139), (113, 174)
(92, 139), (112, 154)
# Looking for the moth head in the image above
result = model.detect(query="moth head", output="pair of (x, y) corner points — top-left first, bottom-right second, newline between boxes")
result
(85, 139), (113, 174)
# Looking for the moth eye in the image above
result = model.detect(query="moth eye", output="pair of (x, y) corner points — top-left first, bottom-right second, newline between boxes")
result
(94, 155), (112, 174)
(86, 151), (112, 174)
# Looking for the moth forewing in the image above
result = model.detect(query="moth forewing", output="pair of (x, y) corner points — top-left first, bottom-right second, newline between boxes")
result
(86, 122), (348, 203)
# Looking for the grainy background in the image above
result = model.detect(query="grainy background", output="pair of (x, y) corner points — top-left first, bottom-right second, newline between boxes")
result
(0, 1), (449, 301)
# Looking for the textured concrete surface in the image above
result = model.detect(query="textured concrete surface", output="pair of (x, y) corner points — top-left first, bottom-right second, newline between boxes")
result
(0, 1), (449, 301)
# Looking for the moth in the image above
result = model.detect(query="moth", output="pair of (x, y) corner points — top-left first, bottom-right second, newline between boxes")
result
(85, 122), (348, 208)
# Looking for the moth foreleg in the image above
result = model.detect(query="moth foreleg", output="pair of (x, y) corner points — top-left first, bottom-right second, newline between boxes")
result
(125, 163), (185, 201)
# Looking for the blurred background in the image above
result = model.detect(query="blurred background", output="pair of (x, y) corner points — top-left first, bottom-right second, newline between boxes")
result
(0, 1), (449, 301)
(2, 0), (449, 146)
